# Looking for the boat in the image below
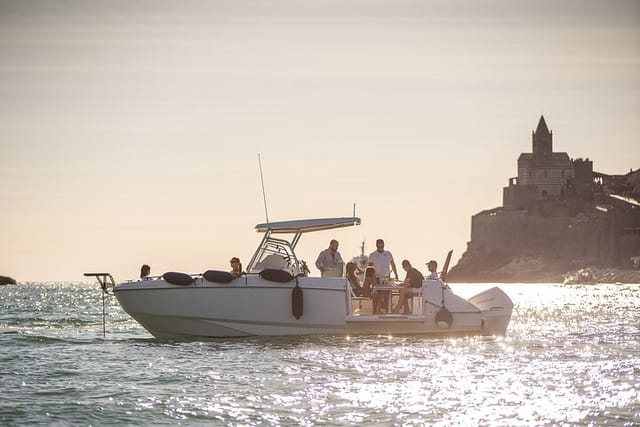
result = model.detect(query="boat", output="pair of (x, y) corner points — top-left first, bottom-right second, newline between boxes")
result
(85, 216), (513, 339)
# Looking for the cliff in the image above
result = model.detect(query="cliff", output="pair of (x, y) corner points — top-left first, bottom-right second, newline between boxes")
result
(448, 191), (640, 283)
(448, 140), (640, 284)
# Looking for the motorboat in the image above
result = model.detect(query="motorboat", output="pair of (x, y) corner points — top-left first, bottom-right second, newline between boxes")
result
(85, 217), (513, 339)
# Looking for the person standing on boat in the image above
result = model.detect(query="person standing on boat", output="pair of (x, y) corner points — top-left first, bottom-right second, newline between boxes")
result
(368, 239), (398, 282)
(368, 239), (398, 314)
(392, 260), (425, 314)
(315, 239), (344, 277)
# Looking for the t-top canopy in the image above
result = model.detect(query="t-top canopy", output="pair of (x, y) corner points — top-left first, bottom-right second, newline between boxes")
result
(255, 217), (361, 234)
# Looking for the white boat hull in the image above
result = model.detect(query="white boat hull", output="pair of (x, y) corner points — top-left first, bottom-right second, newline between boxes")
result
(114, 277), (513, 339)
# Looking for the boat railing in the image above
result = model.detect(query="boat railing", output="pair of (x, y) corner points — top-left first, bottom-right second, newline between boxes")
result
(84, 272), (116, 295)
(247, 235), (310, 276)
(83, 272), (117, 337)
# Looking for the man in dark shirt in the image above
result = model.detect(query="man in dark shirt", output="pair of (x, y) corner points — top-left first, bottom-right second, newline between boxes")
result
(392, 259), (425, 314)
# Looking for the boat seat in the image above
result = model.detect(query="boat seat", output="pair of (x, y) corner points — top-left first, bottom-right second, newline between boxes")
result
(406, 288), (423, 315)
(349, 284), (371, 315)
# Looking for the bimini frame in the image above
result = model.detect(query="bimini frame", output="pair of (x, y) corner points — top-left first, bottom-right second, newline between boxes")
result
(246, 217), (361, 275)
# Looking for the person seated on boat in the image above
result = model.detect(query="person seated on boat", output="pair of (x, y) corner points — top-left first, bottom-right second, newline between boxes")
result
(140, 264), (151, 280)
(362, 265), (376, 298)
(371, 277), (391, 314)
(425, 260), (438, 280)
(392, 260), (425, 314)
(315, 239), (345, 277)
(368, 264), (391, 314)
(229, 257), (244, 278)
(345, 261), (363, 296)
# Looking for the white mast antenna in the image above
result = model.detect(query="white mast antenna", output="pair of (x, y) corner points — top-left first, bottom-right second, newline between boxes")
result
(258, 153), (270, 223)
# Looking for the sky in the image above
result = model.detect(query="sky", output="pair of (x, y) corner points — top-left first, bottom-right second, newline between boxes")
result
(1, 0), (639, 282)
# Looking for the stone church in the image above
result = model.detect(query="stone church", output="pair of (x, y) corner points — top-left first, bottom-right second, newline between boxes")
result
(503, 115), (592, 212)
(447, 115), (640, 282)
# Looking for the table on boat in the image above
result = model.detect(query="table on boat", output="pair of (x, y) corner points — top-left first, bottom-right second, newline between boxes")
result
(371, 285), (401, 313)
(372, 284), (423, 314)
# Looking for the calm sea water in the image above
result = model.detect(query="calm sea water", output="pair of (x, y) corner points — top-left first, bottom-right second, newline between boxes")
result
(1, 282), (638, 426)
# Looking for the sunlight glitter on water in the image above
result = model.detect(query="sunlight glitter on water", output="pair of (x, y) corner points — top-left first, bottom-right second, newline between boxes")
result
(1, 282), (639, 425)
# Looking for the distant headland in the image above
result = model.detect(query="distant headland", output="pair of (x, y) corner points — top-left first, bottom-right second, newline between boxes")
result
(0, 275), (17, 285)
(448, 116), (640, 283)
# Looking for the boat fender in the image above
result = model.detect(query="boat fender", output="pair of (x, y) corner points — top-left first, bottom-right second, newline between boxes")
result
(259, 268), (294, 283)
(203, 270), (234, 283)
(435, 306), (453, 329)
(435, 283), (453, 328)
(162, 272), (195, 286)
(292, 279), (303, 319)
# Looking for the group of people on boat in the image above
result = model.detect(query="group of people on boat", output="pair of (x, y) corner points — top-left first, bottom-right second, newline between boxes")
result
(138, 237), (439, 314)
(317, 238), (439, 314)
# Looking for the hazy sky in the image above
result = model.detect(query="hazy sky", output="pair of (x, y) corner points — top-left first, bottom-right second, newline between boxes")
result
(1, 0), (639, 282)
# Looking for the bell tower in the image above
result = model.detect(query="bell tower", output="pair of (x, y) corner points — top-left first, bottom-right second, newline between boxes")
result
(532, 115), (553, 163)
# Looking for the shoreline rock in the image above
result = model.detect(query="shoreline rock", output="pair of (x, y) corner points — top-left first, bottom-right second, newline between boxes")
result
(447, 256), (640, 284)
(0, 275), (17, 285)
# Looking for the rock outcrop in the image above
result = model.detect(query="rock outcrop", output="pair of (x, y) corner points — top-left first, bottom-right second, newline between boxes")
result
(0, 276), (17, 285)
(447, 117), (640, 283)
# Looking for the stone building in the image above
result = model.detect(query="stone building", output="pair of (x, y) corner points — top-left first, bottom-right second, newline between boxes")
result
(448, 116), (640, 282)
(503, 116), (590, 211)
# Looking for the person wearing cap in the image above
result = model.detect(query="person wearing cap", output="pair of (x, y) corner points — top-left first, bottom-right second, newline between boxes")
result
(229, 257), (244, 278)
(425, 260), (438, 280)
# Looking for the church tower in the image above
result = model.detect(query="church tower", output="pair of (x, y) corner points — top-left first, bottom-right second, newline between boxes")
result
(505, 115), (575, 209)
(532, 115), (553, 163)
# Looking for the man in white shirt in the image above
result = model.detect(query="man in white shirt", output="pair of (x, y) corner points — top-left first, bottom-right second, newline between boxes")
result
(368, 238), (398, 282)
(315, 239), (344, 277)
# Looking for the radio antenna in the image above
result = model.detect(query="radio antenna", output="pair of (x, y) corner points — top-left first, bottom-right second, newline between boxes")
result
(258, 153), (270, 223)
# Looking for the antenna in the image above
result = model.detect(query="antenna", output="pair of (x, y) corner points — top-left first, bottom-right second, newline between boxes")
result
(258, 153), (269, 223)
(353, 203), (356, 218)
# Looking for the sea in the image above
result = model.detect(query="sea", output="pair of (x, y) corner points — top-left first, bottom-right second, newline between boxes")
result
(1, 282), (638, 426)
